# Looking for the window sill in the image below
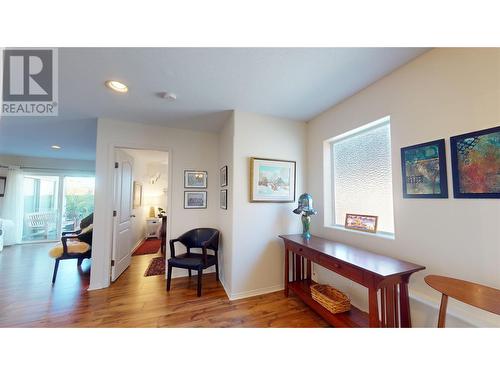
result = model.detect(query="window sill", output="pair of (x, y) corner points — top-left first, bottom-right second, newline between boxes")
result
(324, 224), (395, 240)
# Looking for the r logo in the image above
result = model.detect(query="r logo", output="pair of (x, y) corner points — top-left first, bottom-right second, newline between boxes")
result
(2, 49), (53, 102)
(1, 48), (58, 116)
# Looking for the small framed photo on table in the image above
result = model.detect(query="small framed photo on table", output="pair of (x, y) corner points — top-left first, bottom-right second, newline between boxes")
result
(184, 191), (207, 209)
(345, 213), (378, 233)
(184, 170), (207, 189)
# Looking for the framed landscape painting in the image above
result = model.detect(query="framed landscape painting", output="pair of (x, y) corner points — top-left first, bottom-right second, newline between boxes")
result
(450, 126), (500, 198)
(250, 157), (296, 202)
(400, 139), (448, 198)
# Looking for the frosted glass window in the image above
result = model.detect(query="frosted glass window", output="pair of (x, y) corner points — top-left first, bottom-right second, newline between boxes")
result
(331, 120), (395, 234)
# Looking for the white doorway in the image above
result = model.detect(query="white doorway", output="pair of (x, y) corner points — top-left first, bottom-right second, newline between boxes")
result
(111, 147), (170, 282)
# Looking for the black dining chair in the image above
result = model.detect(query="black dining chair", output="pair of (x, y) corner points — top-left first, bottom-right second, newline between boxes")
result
(48, 213), (93, 283)
(166, 228), (220, 297)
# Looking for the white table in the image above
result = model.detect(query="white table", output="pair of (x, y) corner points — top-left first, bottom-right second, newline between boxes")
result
(145, 217), (161, 239)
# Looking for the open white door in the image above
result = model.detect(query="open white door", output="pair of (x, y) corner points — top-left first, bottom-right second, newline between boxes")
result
(111, 149), (134, 281)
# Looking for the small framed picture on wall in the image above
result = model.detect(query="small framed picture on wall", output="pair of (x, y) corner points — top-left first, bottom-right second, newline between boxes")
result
(220, 165), (228, 187)
(0, 176), (6, 197)
(400, 139), (448, 198)
(220, 189), (227, 210)
(184, 191), (207, 209)
(450, 125), (500, 198)
(184, 170), (208, 189)
(132, 181), (142, 208)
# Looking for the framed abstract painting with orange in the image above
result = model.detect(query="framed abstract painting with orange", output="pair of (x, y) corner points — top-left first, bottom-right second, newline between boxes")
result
(450, 125), (500, 198)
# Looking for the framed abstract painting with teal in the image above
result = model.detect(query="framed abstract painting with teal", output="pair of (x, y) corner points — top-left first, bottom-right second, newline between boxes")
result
(250, 157), (296, 202)
(401, 139), (448, 198)
(450, 125), (500, 198)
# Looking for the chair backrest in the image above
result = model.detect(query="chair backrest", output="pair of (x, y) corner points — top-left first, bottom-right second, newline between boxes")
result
(179, 228), (219, 250)
(79, 213), (94, 229)
(425, 275), (500, 327)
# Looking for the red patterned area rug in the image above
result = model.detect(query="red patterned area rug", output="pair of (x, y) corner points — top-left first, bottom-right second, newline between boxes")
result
(133, 238), (161, 256)
(144, 256), (166, 277)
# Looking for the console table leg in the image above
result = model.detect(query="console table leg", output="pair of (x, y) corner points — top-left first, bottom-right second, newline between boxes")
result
(284, 248), (289, 297)
(368, 288), (380, 327)
(295, 254), (302, 281)
(385, 286), (395, 327)
(307, 259), (312, 281)
(399, 281), (411, 328)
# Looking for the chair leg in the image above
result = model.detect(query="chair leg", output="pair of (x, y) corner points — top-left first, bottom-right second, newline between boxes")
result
(52, 259), (60, 284)
(215, 261), (219, 282)
(188, 269), (192, 278)
(197, 268), (203, 297)
(77, 258), (83, 267)
(166, 264), (172, 291)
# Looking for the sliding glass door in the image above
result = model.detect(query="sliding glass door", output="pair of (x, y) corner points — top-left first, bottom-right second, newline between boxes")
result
(21, 174), (95, 243)
(62, 176), (95, 232)
(22, 175), (60, 241)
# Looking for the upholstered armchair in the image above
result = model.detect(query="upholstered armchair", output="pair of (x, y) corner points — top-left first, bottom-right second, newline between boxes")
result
(167, 228), (220, 297)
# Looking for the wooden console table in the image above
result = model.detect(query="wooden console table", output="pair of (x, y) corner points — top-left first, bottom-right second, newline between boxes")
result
(280, 234), (425, 328)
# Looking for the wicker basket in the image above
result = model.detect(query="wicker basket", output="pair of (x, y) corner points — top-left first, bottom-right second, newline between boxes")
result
(310, 284), (351, 314)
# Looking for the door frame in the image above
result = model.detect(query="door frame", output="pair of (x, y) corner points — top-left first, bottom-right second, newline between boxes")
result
(107, 144), (172, 284)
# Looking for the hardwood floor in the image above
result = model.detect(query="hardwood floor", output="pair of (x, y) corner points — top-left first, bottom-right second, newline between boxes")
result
(0, 243), (328, 327)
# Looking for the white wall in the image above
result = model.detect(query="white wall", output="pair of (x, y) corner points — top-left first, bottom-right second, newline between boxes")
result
(91, 118), (220, 290)
(229, 111), (306, 299)
(307, 48), (500, 327)
(217, 112), (235, 294)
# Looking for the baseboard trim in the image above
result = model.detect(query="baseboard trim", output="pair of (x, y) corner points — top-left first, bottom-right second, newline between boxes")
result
(88, 281), (109, 291)
(229, 284), (284, 301)
(219, 277), (231, 300)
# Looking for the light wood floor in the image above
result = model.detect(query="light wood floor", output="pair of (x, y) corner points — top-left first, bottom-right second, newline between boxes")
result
(0, 243), (328, 327)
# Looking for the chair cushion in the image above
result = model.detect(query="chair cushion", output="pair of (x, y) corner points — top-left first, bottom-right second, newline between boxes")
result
(168, 253), (216, 268)
(49, 241), (90, 258)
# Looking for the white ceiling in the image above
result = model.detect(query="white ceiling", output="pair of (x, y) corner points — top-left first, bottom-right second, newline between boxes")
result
(0, 47), (429, 160)
(0, 117), (97, 160)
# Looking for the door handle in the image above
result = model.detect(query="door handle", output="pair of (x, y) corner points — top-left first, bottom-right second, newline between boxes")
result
(130, 215), (136, 218)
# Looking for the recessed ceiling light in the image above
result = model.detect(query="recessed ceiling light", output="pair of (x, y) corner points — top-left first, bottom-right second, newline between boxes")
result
(105, 80), (129, 93)
(51, 145), (61, 150)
